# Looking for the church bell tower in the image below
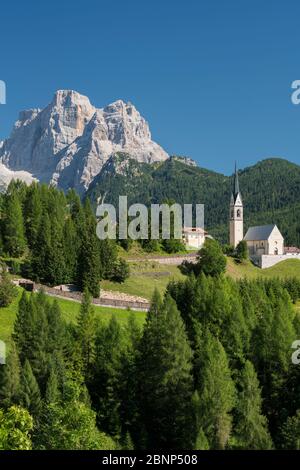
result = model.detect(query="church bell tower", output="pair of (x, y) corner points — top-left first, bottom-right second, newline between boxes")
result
(229, 163), (243, 247)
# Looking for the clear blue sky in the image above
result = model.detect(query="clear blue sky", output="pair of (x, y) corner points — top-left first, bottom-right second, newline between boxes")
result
(0, 0), (300, 174)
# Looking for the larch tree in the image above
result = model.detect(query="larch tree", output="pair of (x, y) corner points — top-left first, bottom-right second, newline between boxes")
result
(234, 360), (273, 449)
(137, 293), (195, 449)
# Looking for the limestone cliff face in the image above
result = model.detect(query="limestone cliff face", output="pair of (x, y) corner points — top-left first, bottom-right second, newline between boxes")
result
(0, 90), (168, 194)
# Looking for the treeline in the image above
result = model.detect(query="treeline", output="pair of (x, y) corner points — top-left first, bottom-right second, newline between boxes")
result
(0, 181), (129, 296)
(1, 271), (300, 449)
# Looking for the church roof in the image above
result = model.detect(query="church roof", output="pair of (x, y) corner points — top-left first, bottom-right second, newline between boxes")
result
(244, 224), (281, 241)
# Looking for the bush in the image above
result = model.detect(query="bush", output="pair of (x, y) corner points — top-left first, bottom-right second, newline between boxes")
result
(140, 239), (160, 253)
(111, 259), (130, 283)
(179, 260), (195, 275)
(235, 240), (248, 261)
(194, 239), (227, 277)
(162, 238), (186, 254)
(222, 244), (235, 256)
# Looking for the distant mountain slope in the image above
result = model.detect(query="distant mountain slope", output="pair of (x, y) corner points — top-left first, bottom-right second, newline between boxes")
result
(87, 156), (300, 245)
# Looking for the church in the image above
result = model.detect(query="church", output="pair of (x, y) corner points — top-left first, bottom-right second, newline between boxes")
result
(229, 165), (300, 268)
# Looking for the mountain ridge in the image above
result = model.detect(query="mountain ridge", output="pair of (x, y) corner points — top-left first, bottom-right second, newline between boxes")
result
(0, 90), (169, 194)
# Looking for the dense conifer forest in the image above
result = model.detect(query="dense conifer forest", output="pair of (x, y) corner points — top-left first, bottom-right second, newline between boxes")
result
(0, 181), (129, 297)
(1, 234), (300, 448)
(87, 155), (300, 246)
(0, 179), (300, 450)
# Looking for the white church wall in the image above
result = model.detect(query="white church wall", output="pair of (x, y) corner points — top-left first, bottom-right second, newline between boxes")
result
(267, 237), (284, 255)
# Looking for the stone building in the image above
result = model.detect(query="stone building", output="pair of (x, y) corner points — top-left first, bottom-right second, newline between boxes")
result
(244, 224), (284, 256)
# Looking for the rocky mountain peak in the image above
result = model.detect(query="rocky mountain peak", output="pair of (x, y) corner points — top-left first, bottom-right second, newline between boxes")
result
(0, 90), (168, 194)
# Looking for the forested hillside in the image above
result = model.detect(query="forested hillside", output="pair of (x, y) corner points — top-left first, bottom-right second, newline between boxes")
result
(1, 273), (300, 449)
(0, 182), (129, 296)
(87, 156), (300, 245)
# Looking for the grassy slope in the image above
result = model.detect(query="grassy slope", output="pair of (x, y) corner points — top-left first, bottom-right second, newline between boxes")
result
(226, 257), (300, 280)
(102, 261), (185, 299)
(0, 290), (146, 348)
(2, 257), (300, 347)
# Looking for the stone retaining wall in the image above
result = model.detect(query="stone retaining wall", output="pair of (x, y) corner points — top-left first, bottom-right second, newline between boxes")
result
(251, 254), (300, 269)
(35, 284), (150, 311)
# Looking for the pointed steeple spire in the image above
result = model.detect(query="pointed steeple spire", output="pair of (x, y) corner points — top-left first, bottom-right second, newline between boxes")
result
(233, 161), (241, 201)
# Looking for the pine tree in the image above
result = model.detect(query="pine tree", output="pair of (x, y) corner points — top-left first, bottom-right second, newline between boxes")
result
(23, 183), (42, 250)
(280, 410), (300, 449)
(47, 216), (67, 285)
(63, 217), (78, 282)
(137, 293), (195, 449)
(45, 368), (60, 404)
(13, 292), (49, 390)
(37, 377), (116, 450)
(0, 269), (18, 307)
(31, 212), (52, 283)
(234, 360), (273, 449)
(99, 238), (118, 279)
(46, 300), (65, 355)
(77, 289), (96, 374)
(90, 316), (123, 440)
(192, 391), (210, 450)
(251, 282), (296, 433)
(2, 191), (26, 257)
(194, 326), (236, 449)
(118, 314), (142, 444)
(77, 201), (100, 297)
(0, 342), (21, 408)
(13, 291), (35, 363)
(19, 360), (42, 417)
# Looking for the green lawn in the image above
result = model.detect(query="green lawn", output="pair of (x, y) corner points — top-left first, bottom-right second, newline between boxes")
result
(102, 261), (185, 299)
(0, 290), (146, 349)
(226, 257), (300, 280)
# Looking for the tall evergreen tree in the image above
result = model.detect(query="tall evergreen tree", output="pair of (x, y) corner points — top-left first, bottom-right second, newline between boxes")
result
(23, 183), (42, 250)
(77, 200), (100, 297)
(2, 191), (26, 257)
(90, 316), (123, 440)
(137, 293), (195, 449)
(19, 360), (42, 418)
(77, 289), (96, 374)
(279, 410), (300, 449)
(193, 326), (236, 449)
(234, 360), (273, 449)
(0, 342), (21, 408)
